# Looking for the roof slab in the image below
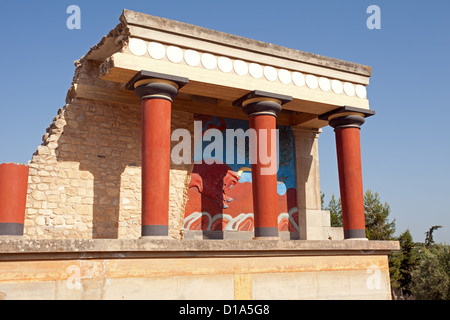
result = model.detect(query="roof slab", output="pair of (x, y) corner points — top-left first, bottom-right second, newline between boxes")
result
(70, 9), (374, 129)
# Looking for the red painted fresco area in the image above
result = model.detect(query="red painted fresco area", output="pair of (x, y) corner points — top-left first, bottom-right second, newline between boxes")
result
(188, 162), (240, 209)
(184, 162), (298, 232)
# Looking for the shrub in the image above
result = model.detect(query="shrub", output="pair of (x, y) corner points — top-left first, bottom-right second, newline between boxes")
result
(411, 245), (450, 300)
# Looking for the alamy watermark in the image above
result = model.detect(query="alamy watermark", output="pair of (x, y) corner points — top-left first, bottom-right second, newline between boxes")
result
(366, 264), (382, 290)
(66, 5), (380, 31)
(367, 5), (381, 30)
(67, 5), (81, 30)
(66, 265), (82, 290)
(171, 121), (279, 175)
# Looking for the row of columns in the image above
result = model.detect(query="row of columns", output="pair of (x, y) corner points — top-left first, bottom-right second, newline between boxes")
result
(126, 70), (374, 240)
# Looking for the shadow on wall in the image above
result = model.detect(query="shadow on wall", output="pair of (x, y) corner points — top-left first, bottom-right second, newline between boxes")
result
(55, 100), (142, 239)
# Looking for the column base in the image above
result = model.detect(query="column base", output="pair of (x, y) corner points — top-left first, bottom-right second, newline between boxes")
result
(254, 227), (279, 239)
(344, 229), (366, 239)
(344, 238), (369, 241)
(0, 223), (24, 236)
(141, 225), (169, 238)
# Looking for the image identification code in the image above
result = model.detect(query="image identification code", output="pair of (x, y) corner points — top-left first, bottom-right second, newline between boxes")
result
(179, 304), (270, 317)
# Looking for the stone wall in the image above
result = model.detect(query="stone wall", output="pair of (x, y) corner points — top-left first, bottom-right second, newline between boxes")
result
(24, 97), (193, 239)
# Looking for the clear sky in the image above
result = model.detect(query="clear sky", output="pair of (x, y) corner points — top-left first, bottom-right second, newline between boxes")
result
(0, 0), (448, 243)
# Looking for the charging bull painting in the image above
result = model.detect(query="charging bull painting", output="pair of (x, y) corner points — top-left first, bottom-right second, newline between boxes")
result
(183, 115), (298, 233)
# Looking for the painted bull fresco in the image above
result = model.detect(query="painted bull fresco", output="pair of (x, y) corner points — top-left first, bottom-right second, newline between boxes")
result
(184, 115), (299, 233)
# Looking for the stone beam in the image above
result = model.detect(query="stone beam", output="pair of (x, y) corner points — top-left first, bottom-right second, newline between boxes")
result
(70, 81), (320, 127)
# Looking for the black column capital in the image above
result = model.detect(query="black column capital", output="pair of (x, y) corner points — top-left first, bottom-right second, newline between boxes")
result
(319, 106), (375, 130)
(125, 70), (189, 102)
(233, 90), (292, 117)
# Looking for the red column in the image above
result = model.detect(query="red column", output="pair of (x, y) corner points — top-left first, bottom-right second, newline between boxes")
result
(324, 108), (374, 239)
(140, 97), (172, 237)
(0, 163), (29, 236)
(126, 71), (188, 238)
(335, 125), (366, 239)
(250, 114), (279, 239)
(233, 91), (292, 239)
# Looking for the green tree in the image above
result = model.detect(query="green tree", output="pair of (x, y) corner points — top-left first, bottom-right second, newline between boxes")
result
(389, 249), (402, 292)
(411, 245), (450, 300)
(322, 190), (395, 234)
(396, 229), (419, 296)
(425, 225), (443, 248)
(389, 230), (418, 297)
(364, 190), (396, 240)
(325, 195), (342, 227)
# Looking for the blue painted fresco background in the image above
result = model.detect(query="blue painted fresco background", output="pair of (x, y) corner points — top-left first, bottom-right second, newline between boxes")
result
(193, 116), (296, 196)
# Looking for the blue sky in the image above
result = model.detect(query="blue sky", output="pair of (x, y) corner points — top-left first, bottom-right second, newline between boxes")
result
(0, 1), (448, 243)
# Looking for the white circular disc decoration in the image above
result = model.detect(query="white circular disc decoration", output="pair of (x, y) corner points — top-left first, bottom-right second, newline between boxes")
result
(166, 46), (183, 63)
(184, 49), (200, 67)
(218, 56), (232, 73)
(201, 53), (217, 70)
(129, 38), (147, 56)
(264, 66), (278, 81)
(249, 63), (263, 79)
(278, 69), (292, 85)
(305, 75), (319, 89)
(344, 82), (355, 96)
(319, 77), (331, 92)
(234, 60), (248, 76)
(331, 80), (343, 94)
(292, 72), (305, 87)
(148, 42), (165, 60)
(355, 85), (367, 99)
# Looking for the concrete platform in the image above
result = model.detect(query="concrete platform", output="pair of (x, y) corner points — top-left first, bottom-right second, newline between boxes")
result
(0, 238), (399, 300)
